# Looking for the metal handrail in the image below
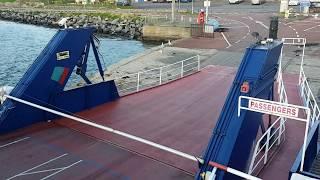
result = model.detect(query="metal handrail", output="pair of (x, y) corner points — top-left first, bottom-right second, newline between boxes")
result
(249, 37), (318, 175)
(249, 117), (286, 174)
(299, 67), (320, 127)
(248, 72), (288, 174)
(114, 55), (200, 95)
(248, 42), (289, 175)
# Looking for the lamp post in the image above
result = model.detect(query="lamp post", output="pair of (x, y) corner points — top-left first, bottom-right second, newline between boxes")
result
(204, 0), (210, 23)
(192, 0), (194, 14)
(172, 0), (175, 22)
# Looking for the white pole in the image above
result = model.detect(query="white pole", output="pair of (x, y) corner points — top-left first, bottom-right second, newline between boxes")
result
(172, 0), (175, 23)
(137, 72), (140, 92)
(197, 55), (200, 71)
(192, 0), (194, 14)
(4, 95), (198, 162)
(159, 67), (162, 85)
(299, 41), (306, 85)
(205, 1), (209, 23)
(181, 61), (184, 78)
(300, 109), (310, 172)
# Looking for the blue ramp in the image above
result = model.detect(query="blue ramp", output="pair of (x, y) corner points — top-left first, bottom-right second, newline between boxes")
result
(196, 41), (283, 180)
(0, 28), (119, 134)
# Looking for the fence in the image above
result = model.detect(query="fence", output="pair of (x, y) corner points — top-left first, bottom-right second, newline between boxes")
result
(144, 14), (197, 26)
(114, 55), (200, 96)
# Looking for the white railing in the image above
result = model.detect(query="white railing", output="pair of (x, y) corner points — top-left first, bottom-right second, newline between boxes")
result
(249, 37), (320, 175)
(299, 67), (320, 127)
(248, 117), (286, 175)
(248, 70), (288, 174)
(114, 55), (200, 96)
(248, 39), (291, 175)
(285, 37), (320, 127)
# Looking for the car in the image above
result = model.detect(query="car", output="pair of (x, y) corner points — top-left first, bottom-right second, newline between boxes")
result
(229, 0), (243, 4)
(251, 0), (265, 5)
(116, 0), (130, 6)
(289, 0), (300, 6)
(180, 0), (192, 3)
(152, 0), (167, 2)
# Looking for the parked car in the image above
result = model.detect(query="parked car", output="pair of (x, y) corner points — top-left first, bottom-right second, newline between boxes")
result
(251, 0), (265, 5)
(152, 0), (166, 2)
(289, 0), (300, 5)
(166, 0), (178, 2)
(229, 0), (243, 4)
(117, 0), (130, 6)
(180, 0), (192, 2)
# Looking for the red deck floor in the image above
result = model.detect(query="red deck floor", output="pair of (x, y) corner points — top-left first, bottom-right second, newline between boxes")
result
(56, 65), (237, 173)
(0, 65), (306, 179)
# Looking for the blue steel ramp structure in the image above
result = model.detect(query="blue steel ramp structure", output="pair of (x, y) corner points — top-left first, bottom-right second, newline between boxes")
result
(0, 28), (119, 134)
(196, 41), (283, 180)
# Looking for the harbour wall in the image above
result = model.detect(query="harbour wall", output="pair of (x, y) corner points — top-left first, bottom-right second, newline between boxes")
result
(142, 25), (191, 42)
(0, 10), (144, 40)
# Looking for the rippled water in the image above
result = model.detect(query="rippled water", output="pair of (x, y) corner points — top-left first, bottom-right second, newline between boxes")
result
(0, 20), (152, 87)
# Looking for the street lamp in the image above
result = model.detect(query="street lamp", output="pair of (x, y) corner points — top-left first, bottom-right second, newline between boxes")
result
(192, 0), (194, 14)
(204, 0), (210, 23)
(172, 0), (175, 23)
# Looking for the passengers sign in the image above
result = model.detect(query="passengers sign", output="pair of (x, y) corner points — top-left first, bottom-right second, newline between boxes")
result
(248, 99), (299, 118)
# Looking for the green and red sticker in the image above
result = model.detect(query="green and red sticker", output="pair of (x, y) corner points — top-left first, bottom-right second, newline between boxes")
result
(51, 67), (70, 85)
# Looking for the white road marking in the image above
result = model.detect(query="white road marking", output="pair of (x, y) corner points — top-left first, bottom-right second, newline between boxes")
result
(248, 16), (254, 21)
(221, 32), (232, 48)
(40, 160), (83, 180)
(211, 15), (250, 48)
(0, 137), (30, 149)
(255, 21), (269, 29)
(7, 154), (68, 180)
(304, 24), (320, 31)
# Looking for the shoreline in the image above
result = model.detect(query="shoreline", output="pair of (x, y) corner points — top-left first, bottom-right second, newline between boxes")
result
(0, 9), (144, 40)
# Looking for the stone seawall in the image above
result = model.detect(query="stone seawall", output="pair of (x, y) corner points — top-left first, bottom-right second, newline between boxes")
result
(0, 10), (144, 40)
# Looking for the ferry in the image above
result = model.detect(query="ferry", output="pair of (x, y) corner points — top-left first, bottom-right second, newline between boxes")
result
(0, 27), (318, 180)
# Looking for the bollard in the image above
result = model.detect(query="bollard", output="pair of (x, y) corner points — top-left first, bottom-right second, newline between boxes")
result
(269, 16), (279, 39)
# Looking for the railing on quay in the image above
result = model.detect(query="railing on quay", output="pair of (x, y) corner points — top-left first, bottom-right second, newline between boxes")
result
(114, 55), (200, 96)
(143, 14), (197, 26)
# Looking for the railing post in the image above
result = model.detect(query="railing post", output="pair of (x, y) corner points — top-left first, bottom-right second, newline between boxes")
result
(278, 117), (283, 145)
(264, 130), (270, 164)
(137, 73), (140, 92)
(300, 77), (306, 98)
(181, 61), (184, 78)
(299, 42), (306, 85)
(312, 104), (317, 126)
(197, 55), (200, 71)
(306, 90), (311, 108)
(159, 67), (162, 85)
(248, 142), (259, 175)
